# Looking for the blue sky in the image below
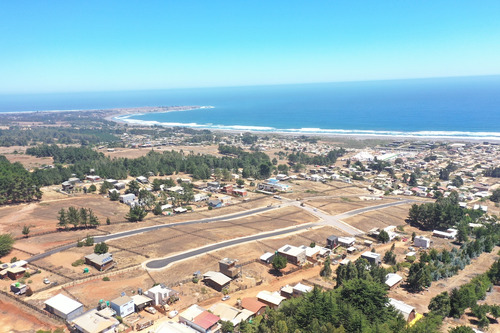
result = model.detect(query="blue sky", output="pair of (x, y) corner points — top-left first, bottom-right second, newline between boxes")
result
(1, 1), (500, 94)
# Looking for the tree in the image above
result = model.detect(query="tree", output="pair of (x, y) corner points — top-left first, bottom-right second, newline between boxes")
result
(383, 250), (396, 265)
(84, 235), (94, 246)
(451, 176), (463, 188)
(88, 209), (100, 227)
(109, 190), (120, 201)
(0, 234), (15, 256)
(272, 254), (287, 273)
(79, 207), (88, 228)
(236, 179), (245, 187)
(411, 232), (416, 241)
(220, 321), (234, 333)
(407, 262), (431, 292)
(88, 184), (97, 193)
(428, 292), (451, 317)
(490, 188), (500, 203)
(138, 189), (156, 210)
(22, 225), (30, 238)
(456, 220), (470, 243)
(94, 242), (109, 254)
(67, 206), (80, 229)
(378, 230), (390, 243)
(408, 173), (418, 186)
(126, 180), (140, 196)
(320, 256), (332, 277)
(57, 208), (68, 229)
(126, 205), (148, 222)
(106, 217), (111, 225)
(153, 202), (163, 215)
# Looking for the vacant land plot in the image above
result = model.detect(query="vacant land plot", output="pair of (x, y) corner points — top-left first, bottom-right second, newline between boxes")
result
(0, 296), (60, 332)
(306, 197), (399, 216)
(342, 204), (413, 232)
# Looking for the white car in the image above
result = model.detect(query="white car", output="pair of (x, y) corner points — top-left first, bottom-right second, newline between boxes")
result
(222, 295), (230, 301)
(145, 306), (157, 314)
(43, 278), (51, 284)
(168, 310), (178, 318)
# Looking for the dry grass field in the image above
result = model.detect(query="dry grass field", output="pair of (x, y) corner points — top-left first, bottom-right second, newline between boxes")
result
(342, 204), (413, 232)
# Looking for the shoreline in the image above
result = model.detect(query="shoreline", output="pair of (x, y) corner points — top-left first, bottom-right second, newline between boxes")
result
(2, 106), (499, 142)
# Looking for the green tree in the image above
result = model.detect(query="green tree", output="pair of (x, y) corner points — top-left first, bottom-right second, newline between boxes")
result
(428, 291), (451, 317)
(272, 254), (287, 273)
(383, 250), (396, 265)
(67, 206), (80, 229)
(236, 179), (245, 187)
(448, 326), (475, 333)
(456, 220), (470, 243)
(220, 321), (234, 333)
(94, 242), (109, 254)
(84, 235), (94, 246)
(79, 207), (88, 228)
(126, 180), (140, 196)
(407, 262), (431, 292)
(22, 225), (31, 238)
(0, 234), (15, 256)
(88, 184), (97, 193)
(320, 256), (332, 277)
(126, 205), (148, 222)
(109, 190), (120, 201)
(57, 208), (68, 229)
(88, 209), (100, 227)
(490, 188), (500, 203)
(106, 217), (111, 225)
(153, 202), (163, 215)
(378, 230), (390, 243)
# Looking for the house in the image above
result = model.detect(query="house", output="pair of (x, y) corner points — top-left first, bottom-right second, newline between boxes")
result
(179, 304), (221, 333)
(207, 181), (220, 191)
(209, 303), (253, 327)
(203, 271), (231, 291)
(44, 294), (85, 321)
(84, 253), (114, 271)
(86, 175), (101, 182)
(62, 181), (74, 191)
(114, 182), (126, 190)
(119, 193), (136, 204)
(131, 294), (154, 311)
(293, 283), (313, 297)
(207, 199), (222, 208)
(167, 186), (184, 194)
(260, 252), (275, 264)
(413, 236), (431, 249)
(222, 184), (233, 195)
(241, 298), (267, 316)
(257, 291), (286, 309)
(326, 235), (339, 249)
(7, 266), (26, 280)
(219, 258), (239, 278)
(157, 321), (199, 333)
(108, 188), (119, 196)
(389, 298), (416, 323)
(110, 295), (134, 318)
(136, 176), (148, 184)
(193, 193), (209, 202)
(233, 188), (248, 197)
(71, 308), (119, 333)
(145, 284), (178, 306)
(105, 179), (118, 185)
(338, 237), (356, 247)
(280, 285), (294, 299)
(174, 207), (188, 214)
(361, 252), (381, 265)
(277, 244), (306, 265)
(432, 228), (458, 239)
(385, 273), (403, 289)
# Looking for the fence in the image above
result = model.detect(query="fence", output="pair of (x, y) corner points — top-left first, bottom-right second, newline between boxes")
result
(0, 289), (64, 323)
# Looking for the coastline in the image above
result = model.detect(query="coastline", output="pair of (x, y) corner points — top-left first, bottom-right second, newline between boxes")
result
(113, 109), (500, 142)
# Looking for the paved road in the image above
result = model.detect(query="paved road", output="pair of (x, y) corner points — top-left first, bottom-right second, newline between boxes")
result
(26, 206), (274, 263)
(145, 223), (316, 269)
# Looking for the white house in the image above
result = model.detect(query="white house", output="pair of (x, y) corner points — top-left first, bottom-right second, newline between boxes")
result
(413, 236), (431, 249)
(145, 284), (177, 306)
(110, 295), (135, 318)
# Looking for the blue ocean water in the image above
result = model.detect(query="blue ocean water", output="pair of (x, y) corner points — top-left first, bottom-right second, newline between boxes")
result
(1, 76), (500, 139)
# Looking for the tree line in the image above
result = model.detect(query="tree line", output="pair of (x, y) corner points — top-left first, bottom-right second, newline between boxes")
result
(57, 207), (100, 230)
(0, 156), (42, 204)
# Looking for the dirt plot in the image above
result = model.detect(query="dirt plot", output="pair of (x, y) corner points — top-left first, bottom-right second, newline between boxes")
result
(0, 296), (60, 332)
(342, 204), (413, 232)
(307, 197), (398, 215)
(102, 145), (223, 159)
(0, 194), (129, 236)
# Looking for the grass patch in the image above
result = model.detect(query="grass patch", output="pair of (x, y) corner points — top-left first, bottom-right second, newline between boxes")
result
(340, 197), (352, 202)
(71, 259), (85, 267)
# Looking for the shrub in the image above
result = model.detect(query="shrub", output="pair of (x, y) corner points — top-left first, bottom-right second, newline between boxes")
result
(102, 276), (110, 281)
(72, 259), (84, 267)
(192, 277), (199, 284)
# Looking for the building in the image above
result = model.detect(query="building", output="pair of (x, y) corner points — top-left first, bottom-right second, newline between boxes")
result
(84, 253), (114, 271)
(277, 244), (306, 265)
(156, 321), (199, 333)
(432, 228), (458, 239)
(119, 193), (136, 204)
(389, 298), (416, 323)
(203, 271), (231, 292)
(6, 266), (26, 280)
(193, 193), (209, 202)
(413, 236), (431, 249)
(179, 304), (221, 333)
(207, 199), (223, 208)
(257, 291), (286, 309)
(326, 235), (339, 249)
(114, 182), (126, 190)
(131, 294), (154, 311)
(222, 184), (233, 195)
(44, 294), (85, 321)
(10, 283), (28, 295)
(338, 237), (356, 247)
(293, 283), (313, 297)
(259, 252), (275, 264)
(136, 176), (148, 184)
(233, 188), (248, 197)
(241, 298), (267, 316)
(110, 295), (135, 318)
(361, 252), (381, 265)
(209, 303), (253, 327)
(219, 258), (239, 278)
(71, 308), (119, 333)
(145, 284), (178, 306)
(385, 273), (403, 289)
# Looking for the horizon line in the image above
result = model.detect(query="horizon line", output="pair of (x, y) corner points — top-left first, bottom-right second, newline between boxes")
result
(1, 73), (499, 96)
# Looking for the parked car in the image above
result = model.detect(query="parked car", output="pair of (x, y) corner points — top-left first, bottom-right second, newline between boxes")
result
(222, 295), (230, 301)
(43, 278), (50, 284)
(145, 306), (157, 314)
(168, 310), (178, 318)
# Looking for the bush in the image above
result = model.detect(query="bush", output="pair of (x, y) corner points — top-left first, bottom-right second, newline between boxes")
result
(208, 206), (213, 210)
(102, 276), (110, 281)
(72, 259), (85, 267)
(77, 241), (84, 247)
(10, 256), (18, 263)
(406, 255), (416, 263)
(24, 272), (31, 278)
(192, 277), (199, 284)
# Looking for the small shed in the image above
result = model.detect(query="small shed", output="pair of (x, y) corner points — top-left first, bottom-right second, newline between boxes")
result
(385, 273), (403, 289)
(389, 298), (416, 322)
(414, 236), (431, 249)
(84, 253), (114, 271)
(260, 252), (275, 264)
(203, 271), (231, 292)
(361, 252), (381, 265)
(338, 237), (356, 247)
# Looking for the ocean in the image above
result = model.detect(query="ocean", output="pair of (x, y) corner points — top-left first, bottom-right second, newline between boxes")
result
(1, 75), (500, 140)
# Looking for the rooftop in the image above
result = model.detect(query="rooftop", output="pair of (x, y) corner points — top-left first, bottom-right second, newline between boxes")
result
(44, 294), (83, 315)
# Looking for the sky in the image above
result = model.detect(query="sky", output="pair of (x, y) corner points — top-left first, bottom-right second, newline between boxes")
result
(1, 1), (500, 94)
